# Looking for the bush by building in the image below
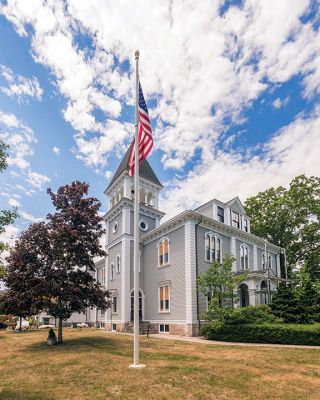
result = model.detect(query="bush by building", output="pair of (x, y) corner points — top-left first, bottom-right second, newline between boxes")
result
(201, 323), (320, 346)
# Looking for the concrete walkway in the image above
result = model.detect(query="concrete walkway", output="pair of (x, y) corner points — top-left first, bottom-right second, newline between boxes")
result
(147, 333), (320, 350)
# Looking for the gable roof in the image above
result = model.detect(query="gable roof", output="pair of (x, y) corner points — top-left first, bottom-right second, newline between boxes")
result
(107, 143), (163, 190)
(226, 196), (246, 215)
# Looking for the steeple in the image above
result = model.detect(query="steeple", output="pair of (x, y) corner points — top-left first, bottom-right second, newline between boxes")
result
(105, 144), (163, 211)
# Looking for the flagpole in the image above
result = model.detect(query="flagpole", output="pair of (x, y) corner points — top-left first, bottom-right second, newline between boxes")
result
(130, 49), (145, 369)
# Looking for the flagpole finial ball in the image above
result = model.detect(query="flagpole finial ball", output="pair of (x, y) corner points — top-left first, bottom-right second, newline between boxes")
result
(135, 50), (140, 59)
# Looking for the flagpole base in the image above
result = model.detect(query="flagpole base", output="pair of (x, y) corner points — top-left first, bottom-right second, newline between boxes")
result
(129, 364), (146, 369)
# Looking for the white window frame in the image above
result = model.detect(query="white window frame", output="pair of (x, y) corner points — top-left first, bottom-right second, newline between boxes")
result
(158, 285), (171, 313)
(139, 219), (148, 232)
(116, 255), (121, 273)
(112, 221), (118, 233)
(232, 211), (240, 229)
(112, 295), (118, 314)
(158, 237), (170, 268)
(159, 324), (170, 334)
(110, 263), (115, 280)
(240, 243), (249, 269)
(205, 232), (223, 263)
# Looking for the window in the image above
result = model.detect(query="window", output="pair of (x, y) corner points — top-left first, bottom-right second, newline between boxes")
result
(112, 323), (117, 332)
(244, 219), (248, 232)
(112, 296), (118, 313)
(139, 219), (148, 231)
(232, 211), (240, 228)
(217, 206), (224, 223)
(205, 232), (222, 263)
(101, 268), (105, 285)
(216, 237), (221, 263)
(262, 253), (266, 270)
(205, 234), (211, 261)
(159, 285), (170, 312)
(159, 237), (169, 267)
(240, 244), (249, 269)
(112, 221), (118, 233)
(268, 254), (272, 269)
(101, 309), (105, 317)
(110, 263), (115, 280)
(116, 255), (121, 273)
(260, 281), (268, 305)
(159, 324), (169, 333)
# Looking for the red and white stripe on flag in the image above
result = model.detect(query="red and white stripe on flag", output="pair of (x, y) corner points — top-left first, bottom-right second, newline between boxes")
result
(128, 82), (153, 176)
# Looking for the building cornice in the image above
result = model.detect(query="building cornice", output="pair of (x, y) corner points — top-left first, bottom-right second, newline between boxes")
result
(141, 210), (283, 252)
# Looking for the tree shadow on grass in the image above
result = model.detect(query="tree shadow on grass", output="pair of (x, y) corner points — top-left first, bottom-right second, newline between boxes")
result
(0, 388), (53, 400)
(25, 335), (133, 358)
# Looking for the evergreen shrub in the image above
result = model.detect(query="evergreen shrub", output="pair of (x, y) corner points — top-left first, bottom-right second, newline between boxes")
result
(48, 328), (56, 340)
(201, 323), (320, 346)
(225, 305), (281, 325)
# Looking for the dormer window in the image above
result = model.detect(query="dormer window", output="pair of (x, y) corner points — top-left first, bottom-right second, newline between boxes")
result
(232, 211), (240, 229)
(217, 206), (224, 223)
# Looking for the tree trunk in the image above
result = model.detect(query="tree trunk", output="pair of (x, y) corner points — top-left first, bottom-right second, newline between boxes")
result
(57, 318), (63, 344)
(19, 316), (22, 332)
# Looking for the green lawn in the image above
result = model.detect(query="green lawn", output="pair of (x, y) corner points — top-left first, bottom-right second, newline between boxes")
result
(1, 329), (320, 400)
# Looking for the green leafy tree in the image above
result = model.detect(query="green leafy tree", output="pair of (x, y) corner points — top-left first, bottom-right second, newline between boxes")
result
(0, 139), (18, 277)
(197, 255), (247, 324)
(244, 175), (320, 278)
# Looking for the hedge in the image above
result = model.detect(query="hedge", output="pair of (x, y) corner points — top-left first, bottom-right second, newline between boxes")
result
(201, 323), (320, 346)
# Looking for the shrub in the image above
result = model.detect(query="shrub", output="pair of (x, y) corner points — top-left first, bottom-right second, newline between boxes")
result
(225, 305), (282, 325)
(48, 328), (56, 340)
(201, 323), (320, 346)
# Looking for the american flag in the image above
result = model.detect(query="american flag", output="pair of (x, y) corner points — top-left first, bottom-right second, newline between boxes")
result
(128, 81), (153, 176)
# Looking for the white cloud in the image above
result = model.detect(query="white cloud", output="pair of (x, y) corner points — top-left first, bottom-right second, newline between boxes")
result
(273, 97), (289, 109)
(161, 108), (320, 219)
(0, 110), (50, 189)
(25, 171), (50, 189)
(0, 64), (43, 101)
(8, 198), (20, 207)
(1, 0), (319, 205)
(52, 146), (60, 155)
(19, 210), (43, 223)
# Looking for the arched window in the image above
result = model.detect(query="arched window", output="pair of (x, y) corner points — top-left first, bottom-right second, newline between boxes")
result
(240, 244), (249, 269)
(260, 281), (268, 305)
(159, 237), (169, 267)
(110, 263), (115, 280)
(116, 255), (121, 273)
(205, 232), (223, 263)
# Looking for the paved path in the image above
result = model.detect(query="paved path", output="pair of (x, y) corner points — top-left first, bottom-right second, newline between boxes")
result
(146, 333), (320, 350)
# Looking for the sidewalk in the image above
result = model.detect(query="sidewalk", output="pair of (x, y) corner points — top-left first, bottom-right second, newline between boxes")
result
(147, 333), (320, 350)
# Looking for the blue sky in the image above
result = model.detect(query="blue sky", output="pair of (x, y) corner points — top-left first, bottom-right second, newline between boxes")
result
(0, 0), (319, 246)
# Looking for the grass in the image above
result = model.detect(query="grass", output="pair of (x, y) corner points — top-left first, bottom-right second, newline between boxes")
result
(1, 329), (320, 400)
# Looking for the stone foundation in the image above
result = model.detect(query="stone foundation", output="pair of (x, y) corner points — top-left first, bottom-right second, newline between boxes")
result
(105, 321), (200, 337)
(184, 323), (199, 337)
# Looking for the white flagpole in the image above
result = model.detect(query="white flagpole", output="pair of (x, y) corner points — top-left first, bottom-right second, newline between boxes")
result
(130, 49), (145, 369)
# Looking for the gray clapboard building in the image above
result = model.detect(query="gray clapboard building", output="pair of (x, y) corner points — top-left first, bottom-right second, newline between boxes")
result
(95, 146), (285, 336)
